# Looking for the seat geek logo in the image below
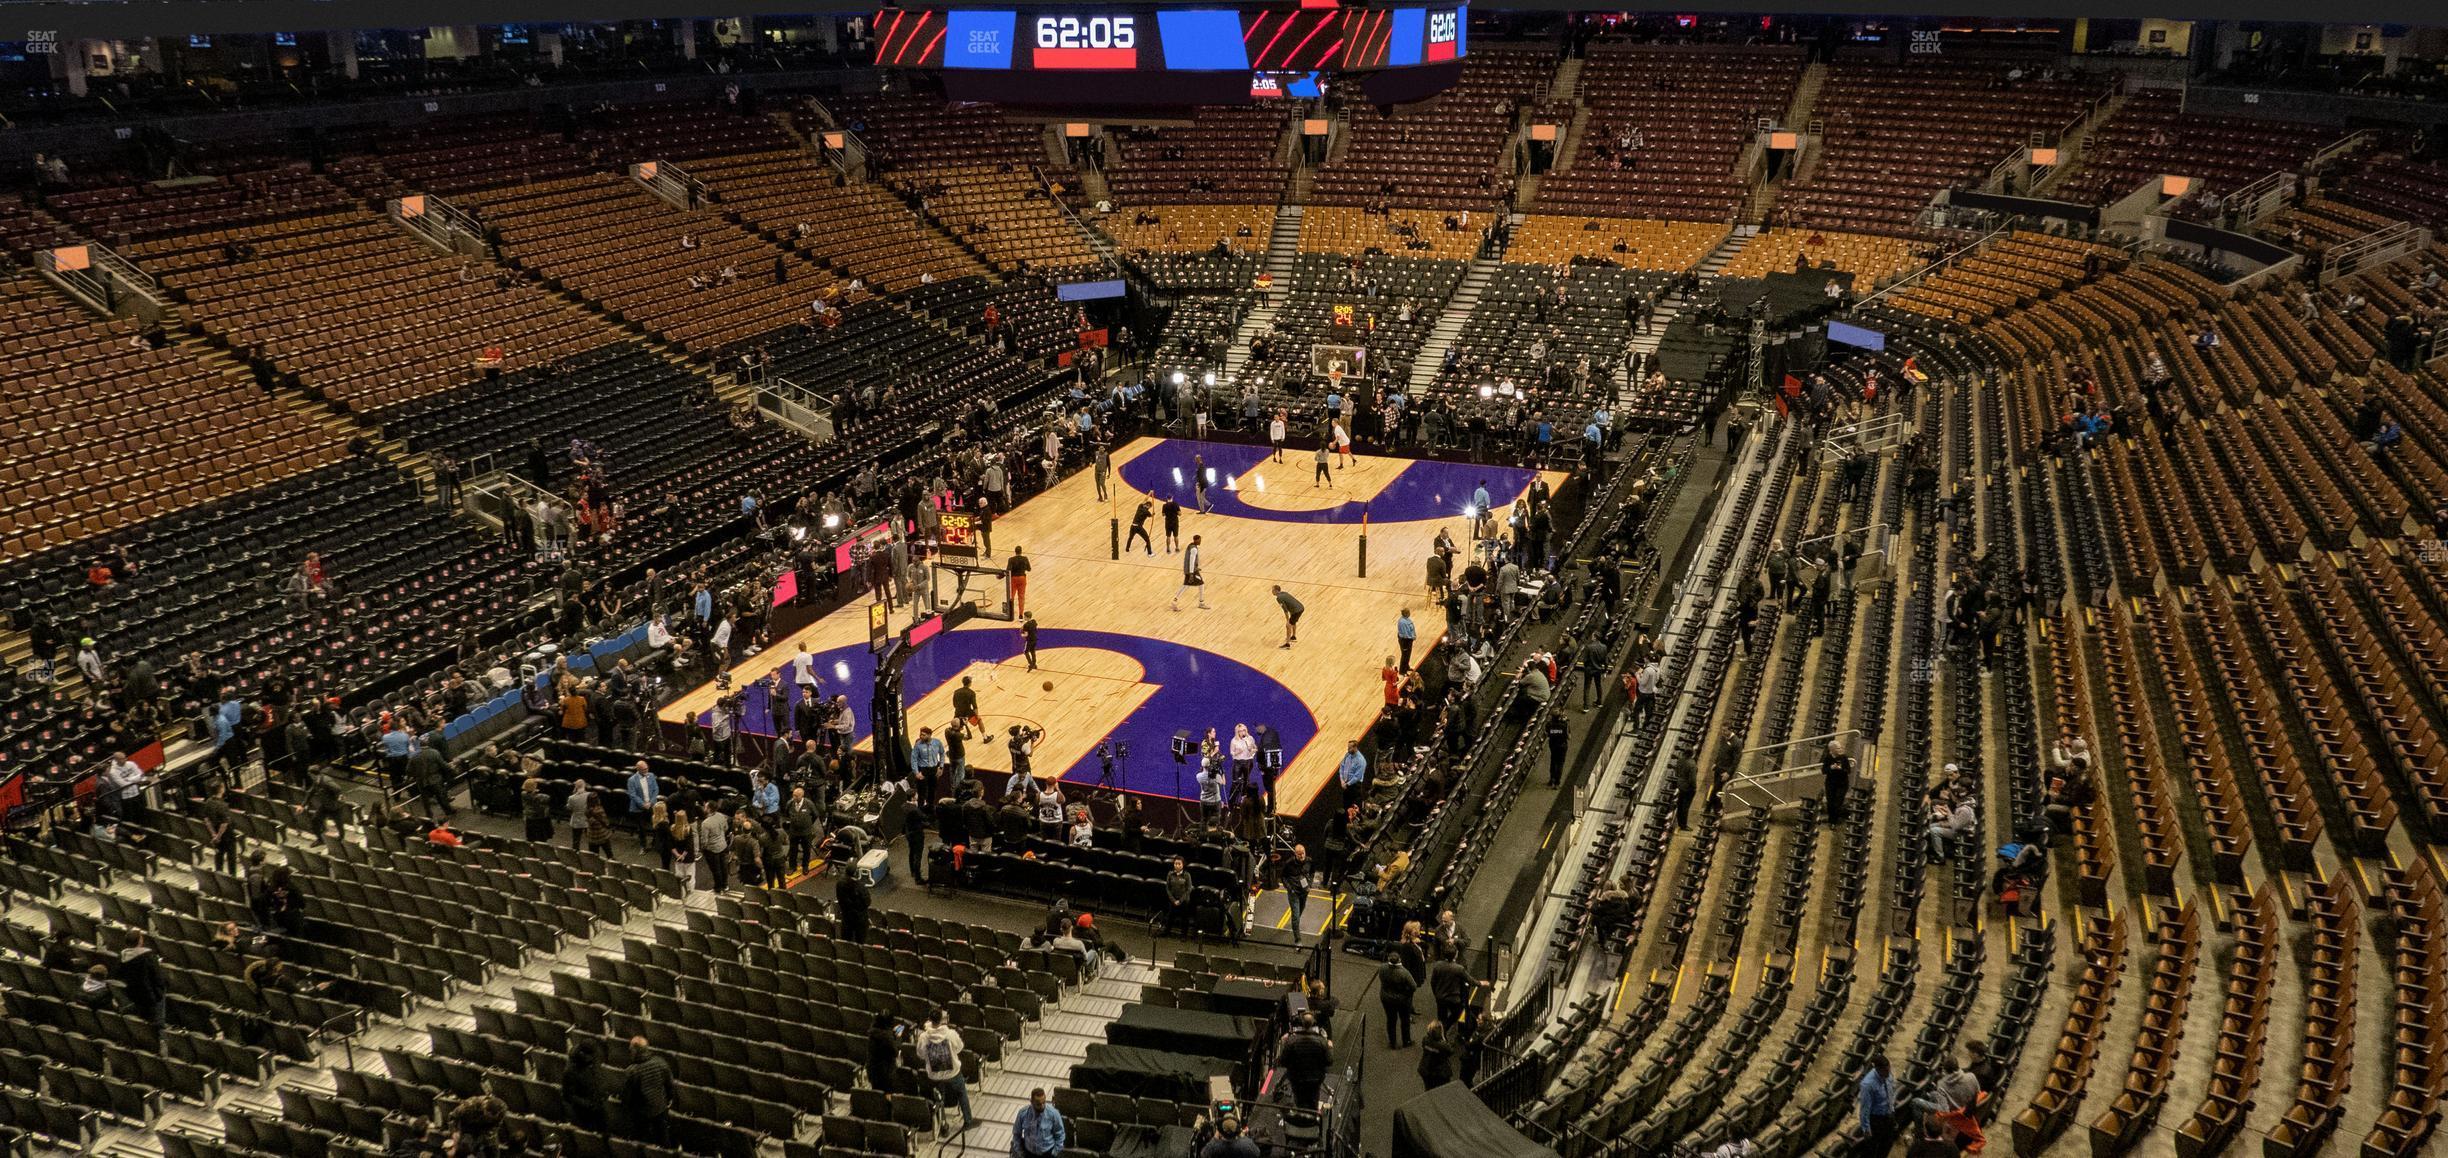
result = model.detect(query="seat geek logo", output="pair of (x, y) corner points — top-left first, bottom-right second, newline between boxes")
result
(944, 10), (1017, 69)
(27, 30), (59, 55)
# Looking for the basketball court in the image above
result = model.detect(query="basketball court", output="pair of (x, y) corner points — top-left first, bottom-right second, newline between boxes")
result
(660, 437), (1564, 820)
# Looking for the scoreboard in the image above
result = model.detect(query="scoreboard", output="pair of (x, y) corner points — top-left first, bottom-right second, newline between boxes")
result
(873, 4), (1467, 73)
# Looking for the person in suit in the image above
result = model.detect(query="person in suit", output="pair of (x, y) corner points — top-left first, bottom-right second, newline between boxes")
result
(782, 786), (819, 872)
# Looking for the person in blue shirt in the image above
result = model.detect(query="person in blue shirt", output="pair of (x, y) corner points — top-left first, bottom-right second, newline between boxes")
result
(1337, 742), (1368, 789)
(211, 697), (242, 753)
(1856, 1056), (1896, 1146)
(910, 728), (947, 798)
(1395, 608), (1417, 672)
(692, 584), (714, 623)
(1470, 481), (1493, 539)
(749, 771), (781, 819)
(1010, 1088), (1068, 1158)
(2368, 416), (2404, 456)
(377, 723), (413, 785)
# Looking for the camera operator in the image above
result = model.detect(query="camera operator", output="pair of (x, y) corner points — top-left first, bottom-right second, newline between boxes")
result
(1199, 1114), (1261, 1158)
(1004, 725), (1042, 795)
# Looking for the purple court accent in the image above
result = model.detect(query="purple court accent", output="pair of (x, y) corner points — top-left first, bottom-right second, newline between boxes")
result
(1117, 439), (1539, 524)
(709, 627), (1320, 802)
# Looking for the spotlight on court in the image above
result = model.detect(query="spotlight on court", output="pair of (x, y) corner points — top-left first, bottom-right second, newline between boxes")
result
(1202, 371), (1217, 387)
(1170, 372), (1185, 386)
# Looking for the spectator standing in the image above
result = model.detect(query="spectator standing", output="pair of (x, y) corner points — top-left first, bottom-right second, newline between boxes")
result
(916, 1010), (972, 1137)
(1419, 1020), (1456, 1087)
(1856, 1056), (1897, 1151)
(622, 1036), (673, 1145)
(566, 781), (594, 849)
(1378, 953), (1418, 1048)
(1011, 1088), (1069, 1158)
(697, 808), (732, 892)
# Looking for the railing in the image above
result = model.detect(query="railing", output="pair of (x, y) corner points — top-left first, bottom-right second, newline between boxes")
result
(2321, 221), (2431, 285)
(1029, 163), (1126, 279)
(1851, 219), (2014, 311)
(390, 191), (485, 255)
(803, 95), (876, 179)
(2220, 170), (2298, 230)
(752, 376), (837, 443)
(37, 237), (165, 317)
(2229, 252), (2305, 293)
(1982, 150), (2021, 194)
(460, 468), (568, 540)
(632, 159), (711, 211)
(2311, 128), (2375, 173)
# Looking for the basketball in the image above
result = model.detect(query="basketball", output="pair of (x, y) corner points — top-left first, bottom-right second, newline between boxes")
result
(1042, 680), (1055, 692)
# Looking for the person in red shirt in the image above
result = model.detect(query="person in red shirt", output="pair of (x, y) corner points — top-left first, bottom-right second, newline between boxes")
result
(1381, 659), (1402, 706)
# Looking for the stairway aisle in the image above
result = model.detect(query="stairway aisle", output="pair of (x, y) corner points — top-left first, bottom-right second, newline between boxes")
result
(1624, 228), (1752, 380)
(2032, 90), (2129, 198)
(1219, 205), (1304, 388)
(939, 958), (1159, 1158)
(1406, 222), (1514, 393)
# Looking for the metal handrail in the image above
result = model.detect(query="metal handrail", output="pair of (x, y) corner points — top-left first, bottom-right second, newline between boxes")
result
(2218, 169), (2297, 230)
(2321, 221), (2431, 285)
(750, 375), (837, 443)
(1029, 163), (1125, 278)
(1851, 220), (2014, 311)
(2310, 128), (2374, 172)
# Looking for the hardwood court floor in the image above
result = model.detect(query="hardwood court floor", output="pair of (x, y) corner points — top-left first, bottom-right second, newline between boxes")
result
(661, 437), (1563, 817)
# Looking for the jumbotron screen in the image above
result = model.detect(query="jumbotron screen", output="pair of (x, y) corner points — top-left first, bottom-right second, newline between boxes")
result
(873, 4), (1466, 72)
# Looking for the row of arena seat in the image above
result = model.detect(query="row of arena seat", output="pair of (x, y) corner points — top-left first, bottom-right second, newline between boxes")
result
(1537, 44), (1805, 222)
(1781, 58), (2107, 233)
(2055, 87), (2346, 208)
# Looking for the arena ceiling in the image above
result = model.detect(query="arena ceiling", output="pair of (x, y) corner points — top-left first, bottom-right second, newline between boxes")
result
(9, 1), (2444, 43)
